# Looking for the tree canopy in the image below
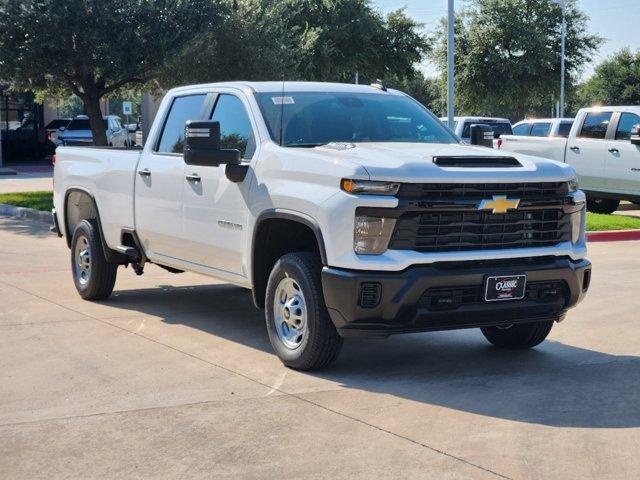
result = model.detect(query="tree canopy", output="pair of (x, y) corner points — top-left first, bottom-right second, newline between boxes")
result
(159, 0), (429, 88)
(578, 49), (640, 107)
(0, 0), (228, 144)
(431, 0), (601, 119)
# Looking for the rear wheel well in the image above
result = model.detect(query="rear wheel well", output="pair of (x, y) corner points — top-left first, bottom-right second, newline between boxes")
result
(252, 218), (323, 309)
(64, 190), (98, 246)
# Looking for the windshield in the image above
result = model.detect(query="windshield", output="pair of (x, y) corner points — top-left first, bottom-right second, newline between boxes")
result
(255, 92), (457, 147)
(67, 119), (107, 131)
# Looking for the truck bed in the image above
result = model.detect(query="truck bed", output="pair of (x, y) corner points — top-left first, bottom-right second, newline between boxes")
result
(53, 146), (142, 249)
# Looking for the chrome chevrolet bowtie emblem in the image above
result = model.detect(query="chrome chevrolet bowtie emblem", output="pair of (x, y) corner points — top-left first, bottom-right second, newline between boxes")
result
(478, 195), (520, 214)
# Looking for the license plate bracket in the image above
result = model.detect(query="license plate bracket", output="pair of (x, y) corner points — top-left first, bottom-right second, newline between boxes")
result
(484, 275), (526, 302)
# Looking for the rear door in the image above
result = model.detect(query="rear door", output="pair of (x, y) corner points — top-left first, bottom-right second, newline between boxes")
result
(134, 93), (208, 261)
(180, 91), (258, 277)
(606, 112), (640, 195)
(566, 111), (614, 193)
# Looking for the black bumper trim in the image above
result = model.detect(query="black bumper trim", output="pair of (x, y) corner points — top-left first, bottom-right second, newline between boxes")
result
(50, 208), (62, 237)
(321, 257), (591, 338)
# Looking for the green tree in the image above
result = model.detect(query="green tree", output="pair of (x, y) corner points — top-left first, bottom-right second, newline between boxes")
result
(578, 49), (640, 106)
(160, 0), (430, 87)
(431, 0), (601, 119)
(0, 0), (227, 145)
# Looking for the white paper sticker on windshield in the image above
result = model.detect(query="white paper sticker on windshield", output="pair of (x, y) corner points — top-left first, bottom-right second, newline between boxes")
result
(272, 96), (295, 105)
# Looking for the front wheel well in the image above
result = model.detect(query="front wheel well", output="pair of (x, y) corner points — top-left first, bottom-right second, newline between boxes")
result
(252, 217), (324, 309)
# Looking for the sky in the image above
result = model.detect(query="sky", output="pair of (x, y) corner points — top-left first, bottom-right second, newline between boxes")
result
(373, 0), (638, 80)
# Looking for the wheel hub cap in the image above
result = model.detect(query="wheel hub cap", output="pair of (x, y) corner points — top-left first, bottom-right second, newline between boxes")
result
(74, 235), (91, 285)
(273, 277), (307, 350)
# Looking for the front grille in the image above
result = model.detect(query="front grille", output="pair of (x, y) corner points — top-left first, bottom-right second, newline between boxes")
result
(398, 182), (568, 200)
(390, 182), (571, 253)
(417, 281), (567, 311)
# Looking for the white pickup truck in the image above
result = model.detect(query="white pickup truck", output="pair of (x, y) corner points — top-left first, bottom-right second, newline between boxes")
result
(53, 82), (591, 370)
(500, 107), (640, 213)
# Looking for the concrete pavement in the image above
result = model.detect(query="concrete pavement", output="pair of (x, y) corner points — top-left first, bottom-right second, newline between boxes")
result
(0, 216), (639, 479)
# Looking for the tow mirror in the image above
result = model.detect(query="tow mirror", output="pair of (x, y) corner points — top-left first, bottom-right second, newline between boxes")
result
(630, 125), (640, 146)
(469, 124), (495, 148)
(184, 120), (241, 166)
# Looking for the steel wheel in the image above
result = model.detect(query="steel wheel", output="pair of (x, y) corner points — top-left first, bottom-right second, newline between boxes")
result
(273, 276), (308, 350)
(74, 234), (91, 285)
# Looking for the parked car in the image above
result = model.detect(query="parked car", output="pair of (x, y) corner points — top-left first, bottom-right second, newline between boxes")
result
(52, 81), (590, 370)
(512, 118), (574, 138)
(500, 106), (640, 213)
(44, 118), (71, 143)
(57, 115), (130, 147)
(440, 116), (513, 144)
(2, 114), (54, 160)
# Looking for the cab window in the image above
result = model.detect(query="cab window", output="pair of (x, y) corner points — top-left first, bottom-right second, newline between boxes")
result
(615, 113), (640, 141)
(579, 112), (613, 139)
(210, 94), (256, 159)
(513, 123), (532, 136)
(557, 121), (573, 137)
(157, 94), (207, 154)
(530, 122), (552, 137)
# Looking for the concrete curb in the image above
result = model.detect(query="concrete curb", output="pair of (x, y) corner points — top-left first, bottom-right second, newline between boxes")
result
(0, 167), (18, 176)
(0, 203), (52, 224)
(587, 230), (640, 242)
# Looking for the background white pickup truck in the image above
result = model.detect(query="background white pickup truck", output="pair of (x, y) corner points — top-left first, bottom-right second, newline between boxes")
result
(500, 107), (640, 213)
(53, 81), (591, 370)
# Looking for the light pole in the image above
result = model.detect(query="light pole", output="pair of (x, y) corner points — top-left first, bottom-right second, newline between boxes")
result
(447, 0), (455, 127)
(553, 0), (566, 118)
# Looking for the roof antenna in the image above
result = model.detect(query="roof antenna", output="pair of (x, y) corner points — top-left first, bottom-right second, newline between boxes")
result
(370, 79), (387, 92)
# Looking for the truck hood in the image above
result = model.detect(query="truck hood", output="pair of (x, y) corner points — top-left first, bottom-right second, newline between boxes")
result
(312, 142), (576, 183)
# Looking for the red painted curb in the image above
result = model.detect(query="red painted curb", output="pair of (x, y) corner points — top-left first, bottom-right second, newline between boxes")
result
(587, 230), (640, 242)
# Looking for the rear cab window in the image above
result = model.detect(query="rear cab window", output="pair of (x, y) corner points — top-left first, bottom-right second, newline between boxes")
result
(614, 112), (640, 141)
(579, 111), (613, 139)
(530, 122), (552, 137)
(512, 123), (532, 136)
(156, 94), (207, 154)
(462, 121), (512, 139)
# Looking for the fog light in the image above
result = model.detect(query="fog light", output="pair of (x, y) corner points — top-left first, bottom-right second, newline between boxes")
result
(354, 215), (396, 254)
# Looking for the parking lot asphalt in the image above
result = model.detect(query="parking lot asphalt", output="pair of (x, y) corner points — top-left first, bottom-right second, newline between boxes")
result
(0, 216), (639, 479)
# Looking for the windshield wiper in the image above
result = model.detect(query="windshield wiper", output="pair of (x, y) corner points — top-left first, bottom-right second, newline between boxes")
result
(285, 142), (328, 148)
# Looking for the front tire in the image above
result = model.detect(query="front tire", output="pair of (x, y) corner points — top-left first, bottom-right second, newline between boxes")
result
(481, 320), (554, 349)
(586, 197), (620, 214)
(265, 252), (343, 370)
(70, 219), (117, 300)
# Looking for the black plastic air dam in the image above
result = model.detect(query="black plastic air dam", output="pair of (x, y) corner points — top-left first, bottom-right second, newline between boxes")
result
(321, 257), (591, 338)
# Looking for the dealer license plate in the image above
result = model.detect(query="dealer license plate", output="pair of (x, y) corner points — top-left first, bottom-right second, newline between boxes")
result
(484, 275), (526, 302)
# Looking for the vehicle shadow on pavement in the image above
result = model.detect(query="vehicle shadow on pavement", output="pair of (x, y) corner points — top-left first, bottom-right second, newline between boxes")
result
(105, 283), (639, 430)
(0, 217), (53, 239)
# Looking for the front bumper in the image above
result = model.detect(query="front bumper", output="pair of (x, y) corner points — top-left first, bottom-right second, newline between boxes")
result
(322, 256), (591, 338)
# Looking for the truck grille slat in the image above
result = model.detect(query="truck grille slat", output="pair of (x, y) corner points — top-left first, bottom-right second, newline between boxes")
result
(390, 183), (571, 252)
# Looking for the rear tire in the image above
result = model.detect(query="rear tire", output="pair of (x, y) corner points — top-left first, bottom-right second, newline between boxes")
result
(586, 197), (620, 214)
(265, 252), (343, 370)
(481, 320), (554, 349)
(70, 219), (117, 300)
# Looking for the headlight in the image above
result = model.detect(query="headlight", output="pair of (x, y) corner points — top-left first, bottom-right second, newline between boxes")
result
(568, 178), (579, 192)
(354, 215), (396, 254)
(341, 179), (400, 195)
(570, 204), (585, 244)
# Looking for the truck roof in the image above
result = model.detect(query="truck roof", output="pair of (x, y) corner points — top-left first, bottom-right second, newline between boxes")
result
(167, 81), (405, 96)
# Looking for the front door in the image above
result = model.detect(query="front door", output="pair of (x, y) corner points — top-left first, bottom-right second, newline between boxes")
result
(134, 93), (208, 262)
(606, 112), (640, 195)
(181, 93), (257, 278)
(566, 110), (613, 193)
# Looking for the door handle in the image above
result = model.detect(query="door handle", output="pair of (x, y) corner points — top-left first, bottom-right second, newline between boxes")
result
(569, 146), (580, 152)
(631, 168), (640, 172)
(137, 168), (151, 177)
(608, 147), (619, 154)
(185, 173), (201, 183)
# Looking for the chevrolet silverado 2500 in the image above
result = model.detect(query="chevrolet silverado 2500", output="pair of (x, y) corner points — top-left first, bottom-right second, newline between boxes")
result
(52, 82), (591, 370)
(500, 106), (640, 213)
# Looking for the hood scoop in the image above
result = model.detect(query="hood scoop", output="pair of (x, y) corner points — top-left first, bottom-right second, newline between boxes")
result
(433, 156), (522, 168)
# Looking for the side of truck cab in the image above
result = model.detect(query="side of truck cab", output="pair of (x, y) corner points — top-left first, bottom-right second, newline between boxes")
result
(53, 82), (591, 370)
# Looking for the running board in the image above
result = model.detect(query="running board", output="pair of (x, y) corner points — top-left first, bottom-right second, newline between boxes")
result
(116, 245), (141, 260)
